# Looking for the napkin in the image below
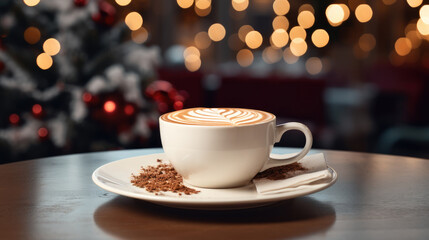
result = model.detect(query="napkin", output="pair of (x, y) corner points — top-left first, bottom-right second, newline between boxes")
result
(253, 153), (332, 194)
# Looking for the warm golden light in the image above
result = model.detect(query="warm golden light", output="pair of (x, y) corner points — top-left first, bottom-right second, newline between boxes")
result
(104, 101), (116, 113)
(195, 0), (211, 10)
(238, 25), (254, 41)
(236, 49), (253, 67)
(273, 0), (290, 16)
(290, 38), (307, 57)
(208, 23), (226, 42)
(406, 30), (422, 49)
(194, 32), (211, 49)
(24, 27), (41, 44)
(382, 0), (396, 5)
(420, 5), (429, 24)
(184, 54), (201, 72)
(23, 0), (40, 7)
(417, 18), (429, 35)
(283, 47), (299, 64)
(232, 0), (249, 12)
(116, 0), (132, 6)
(407, 0), (423, 8)
(177, 0), (194, 9)
(36, 53), (53, 70)
(289, 26), (306, 40)
(183, 46), (200, 58)
(195, 4), (211, 16)
(131, 27), (148, 44)
(262, 47), (282, 64)
(394, 37), (412, 56)
(125, 12), (143, 31)
(311, 29), (329, 48)
(297, 10), (315, 29)
(358, 33), (376, 52)
(306, 57), (323, 75)
(245, 30), (263, 49)
(271, 29), (289, 48)
(355, 4), (373, 23)
(43, 38), (61, 56)
(299, 4), (314, 14)
(272, 16), (289, 30)
(339, 4), (350, 21)
(326, 4), (344, 24)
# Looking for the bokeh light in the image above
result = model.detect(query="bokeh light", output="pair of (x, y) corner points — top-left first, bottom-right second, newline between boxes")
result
(299, 4), (314, 14)
(208, 23), (226, 42)
(355, 4), (373, 23)
(23, 0), (40, 7)
(195, 0), (211, 10)
(131, 27), (148, 44)
(9, 114), (20, 125)
(116, 0), (132, 6)
(395, 37), (412, 56)
(270, 29), (289, 48)
(24, 27), (41, 44)
(272, 16), (289, 30)
(420, 5), (429, 24)
(236, 49), (253, 67)
(339, 4), (350, 21)
(36, 53), (53, 70)
(326, 4), (344, 25)
(406, 30), (422, 49)
(177, 0), (194, 9)
(358, 33), (376, 52)
(245, 30), (263, 49)
(104, 101), (117, 113)
(417, 18), (429, 35)
(232, 0), (249, 12)
(183, 46), (200, 58)
(407, 0), (423, 8)
(305, 57), (323, 75)
(38, 127), (49, 138)
(32, 104), (42, 115)
(273, 0), (290, 16)
(238, 25), (254, 41)
(195, 4), (211, 16)
(43, 38), (61, 56)
(297, 11), (315, 29)
(290, 38), (307, 56)
(311, 29), (329, 48)
(283, 47), (299, 64)
(194, 32), (211, 49)
(289, 26), (306, 40)
(125, 12), (143, 31)
(262, 47), (282, 64)
(383, 0), (396, 6)
(184, 54), (201, 72)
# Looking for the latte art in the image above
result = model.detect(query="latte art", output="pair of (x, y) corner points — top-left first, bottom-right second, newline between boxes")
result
(161, 108), (275, 126)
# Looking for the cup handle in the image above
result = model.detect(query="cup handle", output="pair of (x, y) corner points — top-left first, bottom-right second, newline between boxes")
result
(261, 122), (313, 172)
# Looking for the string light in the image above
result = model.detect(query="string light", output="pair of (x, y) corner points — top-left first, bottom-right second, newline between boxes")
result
(289, 26), (306, 40)
(36, 53), (53, 70)
(104, 100), (117, 113)
(358, 33), (376, 52)
(394, 38), (412, 56)
(420, 5), (429, 24)
(43, 38), (61, 56)
(272, 16), (289, 30)
(194, 32), (211, 49)
(272, 0), (290, 16)
(355, 4), (373, 23)
(417, 18), (429, 35)
(326, 4), (344, 25)
(232, 0), (249, 12)
(305, 57), (323, 75)
(183, 46), (200, 58)
(125, 12), (143, 31)
(407, 0), (423, 8)
(236, 49), (253, 67)
(177, 0), (194, 9)
(290, 38), (307, 57)
(23, 0), (40, 7)
(208, 23), (226, 42)
(115, 0), (132, 6)
(195, 0), (211, 10)
(297, 11), (315, 29)
(245, 30), (263, 49)
(131, 27), (148, 44)
(270, 29), (289, 48)
(238, 25), (254, 41)
(339, 4), (350, 21)
(184, 54), (201, 72)
(283, 47), (299, 64)
(24, 27), (41, 44)
(311, 29), (329, 48)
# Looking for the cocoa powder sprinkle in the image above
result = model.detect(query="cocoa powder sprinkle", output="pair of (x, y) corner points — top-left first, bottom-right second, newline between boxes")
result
(131, 159), (200, 195)
(253, 162), (307, 180)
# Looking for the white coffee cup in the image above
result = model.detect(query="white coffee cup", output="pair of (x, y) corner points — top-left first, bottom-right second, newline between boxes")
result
(159, 108), (312, 188)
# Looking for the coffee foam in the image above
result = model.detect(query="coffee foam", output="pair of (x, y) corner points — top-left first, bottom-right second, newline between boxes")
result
(161, 108), (275, 126)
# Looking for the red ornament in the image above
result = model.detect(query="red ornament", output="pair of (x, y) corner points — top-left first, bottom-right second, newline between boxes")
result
(124, 104), (135, 116)
(74, 0), (87, 7)
(92, 1), (116, 26)
(82, 92), (93, 103)
(9, 114), (20, 125)
(32, 104), (43, 118)
(103, 100), (116, 113)
(38, 127), (49, 139)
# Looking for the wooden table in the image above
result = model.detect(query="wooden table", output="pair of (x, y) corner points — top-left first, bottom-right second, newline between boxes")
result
(1, 148), (428, 239)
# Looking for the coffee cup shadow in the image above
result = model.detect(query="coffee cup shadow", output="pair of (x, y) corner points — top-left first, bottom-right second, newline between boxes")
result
(93, 196), (336, 239)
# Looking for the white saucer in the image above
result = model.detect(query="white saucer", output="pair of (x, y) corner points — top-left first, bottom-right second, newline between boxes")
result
(92, 153), (337, 210)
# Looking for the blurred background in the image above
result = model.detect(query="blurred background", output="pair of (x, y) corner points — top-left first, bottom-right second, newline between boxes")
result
(1, 0), (428, 163)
